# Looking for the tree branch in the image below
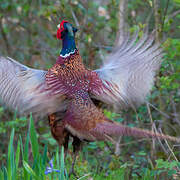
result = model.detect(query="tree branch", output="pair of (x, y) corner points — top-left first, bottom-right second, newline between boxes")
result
(115, 0), (128, 46)
(0, 18), (11, 55)
(153, 0), (162, 42)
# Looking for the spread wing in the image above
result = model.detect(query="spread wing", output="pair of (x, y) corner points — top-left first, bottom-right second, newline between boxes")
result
(93, 31), (163, 109)
(0, 56), (68, 117)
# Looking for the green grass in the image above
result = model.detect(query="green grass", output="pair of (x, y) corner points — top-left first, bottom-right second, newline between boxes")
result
(0, 116), (180, 180)
(0, 116), (68, 180)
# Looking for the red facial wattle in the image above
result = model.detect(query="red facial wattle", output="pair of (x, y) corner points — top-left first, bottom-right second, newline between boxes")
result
(57, 20), (68, 40)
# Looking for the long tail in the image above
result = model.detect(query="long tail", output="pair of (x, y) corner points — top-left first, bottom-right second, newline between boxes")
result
(93, 121), (180, 143)
(116, 124), (179, 142)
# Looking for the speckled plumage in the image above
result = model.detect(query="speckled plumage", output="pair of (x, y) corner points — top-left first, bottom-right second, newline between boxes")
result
(46, 50), (104, 98)
(46, 49), (108, 149)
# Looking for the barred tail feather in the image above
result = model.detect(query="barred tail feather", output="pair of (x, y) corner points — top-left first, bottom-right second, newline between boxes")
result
(93, 122), (180, 143)
(115, 124), (179, 142)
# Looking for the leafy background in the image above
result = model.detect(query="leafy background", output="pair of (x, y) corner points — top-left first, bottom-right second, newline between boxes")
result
(0, 0), (180, 179)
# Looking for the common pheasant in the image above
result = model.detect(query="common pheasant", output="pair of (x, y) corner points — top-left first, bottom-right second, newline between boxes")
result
(0, 20), (179, 174)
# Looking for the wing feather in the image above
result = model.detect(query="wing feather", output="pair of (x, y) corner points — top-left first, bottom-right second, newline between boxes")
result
(93, 31), (163, 109)
(0, 56), (67, 117)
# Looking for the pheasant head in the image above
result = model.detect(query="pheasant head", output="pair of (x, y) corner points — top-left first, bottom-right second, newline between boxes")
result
(57, 20), (78, 57)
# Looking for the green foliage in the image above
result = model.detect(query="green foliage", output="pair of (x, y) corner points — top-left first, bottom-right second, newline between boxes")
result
(160, 38), (180, 104)
(155, 159), (179, 176)
(173, 0), (180, 5)
(1, 119), (180, 180)
(0, 118), (68, 180)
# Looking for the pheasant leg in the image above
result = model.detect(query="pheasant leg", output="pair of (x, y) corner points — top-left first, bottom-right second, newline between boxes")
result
(69, 137), (82, 178)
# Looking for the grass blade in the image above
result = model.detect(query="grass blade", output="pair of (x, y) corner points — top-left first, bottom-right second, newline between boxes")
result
(1, 166), (7, 180)
(20, 131), (30, 179)
(60, 147), (65, 180)
(15, 140), (20, 171)
(23, 160), (37, 179)
(7, 128), (15, 180)
(29, 114), (39, 160)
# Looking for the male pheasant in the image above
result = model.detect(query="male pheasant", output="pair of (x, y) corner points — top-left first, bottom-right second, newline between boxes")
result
(0, 20), (179, 171)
